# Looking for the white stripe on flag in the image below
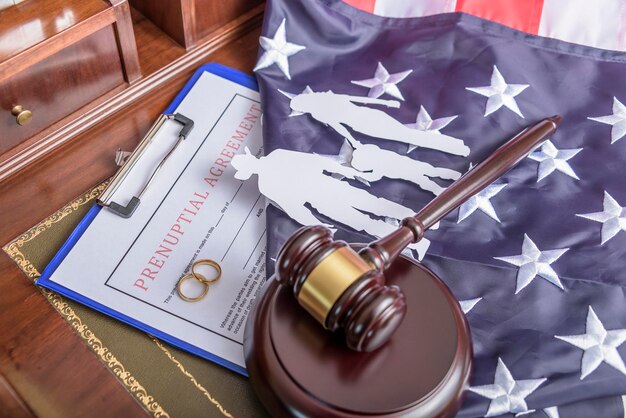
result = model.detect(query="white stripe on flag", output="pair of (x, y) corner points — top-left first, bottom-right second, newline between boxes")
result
(373, 0), (457, 18)
(539, 0), (626, 51)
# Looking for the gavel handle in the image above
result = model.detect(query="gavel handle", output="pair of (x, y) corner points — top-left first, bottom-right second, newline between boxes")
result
(360, 115), (562, 271)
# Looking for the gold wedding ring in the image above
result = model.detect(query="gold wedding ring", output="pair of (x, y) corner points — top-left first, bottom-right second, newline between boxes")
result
(176, 259), (222, 302)
(192, 259), (222, 284)
(176, 273), (209, 302)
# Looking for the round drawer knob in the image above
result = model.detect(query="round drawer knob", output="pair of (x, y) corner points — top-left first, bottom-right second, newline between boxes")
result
(11, 105), (33, 126)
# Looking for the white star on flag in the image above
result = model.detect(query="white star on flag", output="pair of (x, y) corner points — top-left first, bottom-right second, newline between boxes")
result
(494, 234), (568, 294)
(543, 406), (560, 418)
(459, 297), (482, 314)
(588, 97), (626, 144)
(576, 191), (626, 245)
(254, 18), (306, 80)
(529, 140), (582, 182)
(458, 183), (507, 223)
(469, 357), (546, 417)
(555, 306), (626, 380)
(404, 106), (459, 153)
(405, 105), (458, 131)
(466, 65), (529, 118)
(351, 62), (412, 101)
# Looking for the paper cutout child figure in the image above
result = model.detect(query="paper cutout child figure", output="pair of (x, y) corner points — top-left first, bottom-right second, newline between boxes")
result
(344, 138), (462, 196)
(232, 148), (430, 259)
(288, 90), (470, 156)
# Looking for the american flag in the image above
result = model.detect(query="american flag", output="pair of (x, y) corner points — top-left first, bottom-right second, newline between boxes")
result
(253, 0), (626, 416)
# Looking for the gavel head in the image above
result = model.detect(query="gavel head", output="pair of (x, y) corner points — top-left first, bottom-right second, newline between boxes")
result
(275, 225), (407, 352)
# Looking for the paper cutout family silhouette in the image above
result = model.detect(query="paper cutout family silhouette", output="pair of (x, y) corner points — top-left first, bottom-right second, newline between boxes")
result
(232, 88), (470, 260)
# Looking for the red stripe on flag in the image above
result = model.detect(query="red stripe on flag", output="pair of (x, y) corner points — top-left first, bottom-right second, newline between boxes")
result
(344, 0), (376, 13)
(455, 0), (544, 34)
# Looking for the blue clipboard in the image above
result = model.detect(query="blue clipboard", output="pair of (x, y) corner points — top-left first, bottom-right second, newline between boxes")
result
(37, 63), (259, 377)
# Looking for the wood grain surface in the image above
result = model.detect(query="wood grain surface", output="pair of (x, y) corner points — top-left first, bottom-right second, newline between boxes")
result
(129, 0), (188, 47)
(112, 0), (142, 83)
(131, 8), (185, 76)
(129, 0), (264, 49)
(0, 0), (109, 62)
(0, 26), (125, 154)
(0, 9), (262, 418)
(0, 0), (117, 84)
(0, 4), (263, 182)
(191, 0), (264, 47)
(0, 371), (34, 418)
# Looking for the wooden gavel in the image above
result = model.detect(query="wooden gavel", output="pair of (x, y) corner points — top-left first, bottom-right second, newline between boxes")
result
(275, 116), (561, 352)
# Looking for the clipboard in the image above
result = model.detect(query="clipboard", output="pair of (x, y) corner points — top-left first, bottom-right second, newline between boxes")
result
(37, 63), (262, 376)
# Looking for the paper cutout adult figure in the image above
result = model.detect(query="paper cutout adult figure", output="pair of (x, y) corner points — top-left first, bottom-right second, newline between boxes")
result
(344, 138), (462, 196)
(288, 90), (470, 156)
(232, 148), (430, 258)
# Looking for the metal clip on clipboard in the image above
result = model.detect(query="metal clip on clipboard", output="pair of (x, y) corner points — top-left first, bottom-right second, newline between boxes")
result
(97, 113), (194, 218)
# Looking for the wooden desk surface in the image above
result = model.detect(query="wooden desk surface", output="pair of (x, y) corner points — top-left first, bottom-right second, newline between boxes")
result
(0, 17), (261, 418)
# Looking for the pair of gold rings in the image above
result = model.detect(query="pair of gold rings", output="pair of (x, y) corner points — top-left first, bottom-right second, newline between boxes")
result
(176, 259), (222, 302)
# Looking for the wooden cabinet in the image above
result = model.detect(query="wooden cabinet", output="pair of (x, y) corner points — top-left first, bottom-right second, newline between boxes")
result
(191, 0), (264, 44)
(130, 0), (264, 49)
(0, 0), (265, 181)
(0, 0), (140, 179)
(0, 0), (266, 181)
(0, 26), (125, 155)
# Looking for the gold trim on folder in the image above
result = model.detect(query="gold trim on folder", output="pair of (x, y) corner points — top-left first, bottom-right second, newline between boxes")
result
(45, 290), (170, 418)
(152, 338), (234, 418)
(2, 182), (169, 418)
(3, 182), (110, 279)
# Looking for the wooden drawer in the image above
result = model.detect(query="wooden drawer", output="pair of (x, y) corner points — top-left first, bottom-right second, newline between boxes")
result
(0, 26), (125, 155)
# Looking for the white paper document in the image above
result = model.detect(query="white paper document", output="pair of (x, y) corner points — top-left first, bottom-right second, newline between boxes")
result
(45, 72), (265, 371)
